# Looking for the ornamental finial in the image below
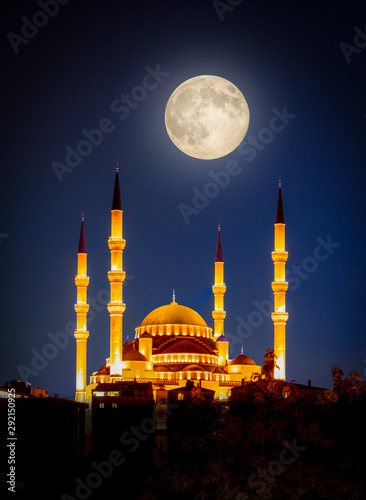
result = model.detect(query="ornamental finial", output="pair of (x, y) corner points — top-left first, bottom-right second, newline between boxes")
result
(279, 177), (281, 188)
(81, 212), (84, 222)
(241, 345), (244, 354)
(172, 288), (176, 302)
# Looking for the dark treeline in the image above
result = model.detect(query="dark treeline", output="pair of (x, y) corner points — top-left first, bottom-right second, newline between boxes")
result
(6, 366), (365, 499)
(146, 366), (366, 500)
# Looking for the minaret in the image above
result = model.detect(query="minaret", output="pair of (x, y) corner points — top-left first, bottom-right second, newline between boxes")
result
(271, 179), (289, 379)
(74, 213), (90, 403)
(212, 223), (226, 338)
(107, 164), (126, 379)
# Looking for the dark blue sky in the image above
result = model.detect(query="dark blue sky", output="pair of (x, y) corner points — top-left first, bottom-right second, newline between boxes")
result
(1, 1), (365, 398)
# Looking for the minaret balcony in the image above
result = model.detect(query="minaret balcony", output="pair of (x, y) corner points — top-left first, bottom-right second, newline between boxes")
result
(108, 270), (126, 282)
(74, 276), (90, 287)
(271, 250), (288, 262)
(74, 331), (89, 340)
(74, 303), (90, 313)
(271, 311), (289, 322)
(212, 284), (226, 294)
(212, 310), (226, 320)
(108, 237), (126, 251)
(271, 281), (288, 292)
(107, 303), (126, 314)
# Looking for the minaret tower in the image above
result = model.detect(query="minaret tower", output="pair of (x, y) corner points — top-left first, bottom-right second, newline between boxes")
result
(107, 165), (126, 379)
(212, 223), (226, 338)
(74, 213), (90, 403)
(271, 179), (289, 379)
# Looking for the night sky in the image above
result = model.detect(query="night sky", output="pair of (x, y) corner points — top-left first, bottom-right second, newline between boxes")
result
(2, 1), (365, 399)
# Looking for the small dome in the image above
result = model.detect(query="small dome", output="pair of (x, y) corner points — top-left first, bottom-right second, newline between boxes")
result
(163, 339), (210, 354)
(123, 348), (148, 362)
(140, 300), (207, 327)
(216, 334), (229, 342)
(229, 353), (256, 366)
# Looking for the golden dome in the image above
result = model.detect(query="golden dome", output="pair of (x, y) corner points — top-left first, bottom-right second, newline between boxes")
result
(140, 300), (207, 327)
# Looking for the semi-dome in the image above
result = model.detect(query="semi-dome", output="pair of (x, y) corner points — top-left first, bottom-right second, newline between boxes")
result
(163, 339), (210, 354)
(182, 364), (205, 372)
(140, 300), (207, 327)
(94, 364), (110, 376)
(154, 365), (173, 372)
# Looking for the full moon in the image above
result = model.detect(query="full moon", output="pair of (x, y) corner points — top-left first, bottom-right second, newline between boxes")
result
(165, 75), (250, 160)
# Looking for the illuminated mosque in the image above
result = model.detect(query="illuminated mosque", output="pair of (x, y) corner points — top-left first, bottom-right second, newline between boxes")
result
(73, 167), (288, 404)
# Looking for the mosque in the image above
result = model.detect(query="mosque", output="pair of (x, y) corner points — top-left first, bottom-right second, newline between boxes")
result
(73, 167), (288, 404)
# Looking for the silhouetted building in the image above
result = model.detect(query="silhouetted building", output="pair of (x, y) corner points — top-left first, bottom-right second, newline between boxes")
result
(0, 380), (87, 496)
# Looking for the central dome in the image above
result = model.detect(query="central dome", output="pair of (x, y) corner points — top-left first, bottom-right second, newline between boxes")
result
(140, 300), (207, 327)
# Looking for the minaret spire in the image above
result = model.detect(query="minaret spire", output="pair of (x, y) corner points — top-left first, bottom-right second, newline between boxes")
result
(215, 222), (223, 262)
(108, 166), (126, 379)
(275, 178), (285, 224)
(74, 213), (90, 403)
(78, 213), (87, 253)
(112, 163), (122, 211)
(212, 223), (226, 337)
(271, 180), (288, 379)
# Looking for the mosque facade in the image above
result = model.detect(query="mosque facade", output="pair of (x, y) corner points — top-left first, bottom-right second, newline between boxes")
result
(73, 168), (288, 404)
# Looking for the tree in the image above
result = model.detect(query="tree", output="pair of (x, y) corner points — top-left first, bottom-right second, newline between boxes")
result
(261, 348), (279, 379)
(329, 364), (364, 402)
